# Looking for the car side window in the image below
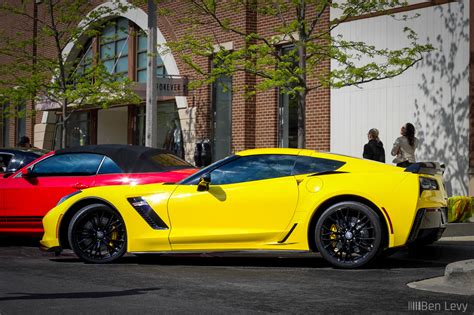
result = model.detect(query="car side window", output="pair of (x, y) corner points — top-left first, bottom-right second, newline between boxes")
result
(32, 153), (103, 176)
(292, 156), (345, 175)
(0, 154), (12, 172)
(97, 156), (123, 174)
(210, 154), (297, 185)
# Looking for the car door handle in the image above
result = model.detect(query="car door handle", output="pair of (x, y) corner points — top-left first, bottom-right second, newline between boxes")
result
(72, 182), (89, 189)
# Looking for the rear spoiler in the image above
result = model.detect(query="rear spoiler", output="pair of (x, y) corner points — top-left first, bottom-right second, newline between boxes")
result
(404, 162), (445, 175)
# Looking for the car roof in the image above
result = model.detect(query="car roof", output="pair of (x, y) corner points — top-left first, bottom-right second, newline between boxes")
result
(237, 148), (315, 156)
(55, 144), (192, 173)
(0, 147), (49, 156)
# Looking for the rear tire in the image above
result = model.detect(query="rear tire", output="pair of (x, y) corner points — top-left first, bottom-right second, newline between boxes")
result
(68, 203), (127, 264)
(315, 201), (383, 268)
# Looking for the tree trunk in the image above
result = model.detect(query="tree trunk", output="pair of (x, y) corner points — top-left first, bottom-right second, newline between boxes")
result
(297, 0), (307, 149)
(61, 103), (67, 149)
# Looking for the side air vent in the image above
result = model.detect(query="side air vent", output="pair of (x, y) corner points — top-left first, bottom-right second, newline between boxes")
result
(127, 197), (169, 230)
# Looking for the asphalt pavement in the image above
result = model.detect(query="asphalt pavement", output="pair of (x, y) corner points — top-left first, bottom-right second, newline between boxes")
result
(0, 236), (473, 314)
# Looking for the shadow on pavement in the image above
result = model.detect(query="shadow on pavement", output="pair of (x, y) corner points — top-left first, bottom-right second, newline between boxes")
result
(0, 287), (161, 302)
(0, 236), (41, 247)
(49, 241), (474, 270)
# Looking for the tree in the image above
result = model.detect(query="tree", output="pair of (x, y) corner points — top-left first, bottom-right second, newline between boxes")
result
(0, 0), (140, 148)
(162, 0), (433, 148)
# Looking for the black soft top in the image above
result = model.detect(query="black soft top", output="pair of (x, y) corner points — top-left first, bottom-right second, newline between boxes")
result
(55, 144), (193, 173)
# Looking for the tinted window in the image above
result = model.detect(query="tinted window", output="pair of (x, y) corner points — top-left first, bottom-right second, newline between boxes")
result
(149, 153), (193, 169)
(180, 155), (237, 185)
(33, 153), (103, 176)
(210, 154), (297, 185)
(98, 156), (123, 174)
(292, 156), (345, 175)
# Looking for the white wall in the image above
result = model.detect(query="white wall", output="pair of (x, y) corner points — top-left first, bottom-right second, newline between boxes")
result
(97, 106), (128, 144)
(330, 1), (469, 196)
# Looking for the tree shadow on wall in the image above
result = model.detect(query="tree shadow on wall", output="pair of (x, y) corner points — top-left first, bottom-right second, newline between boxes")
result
(414, 1), (469, 196)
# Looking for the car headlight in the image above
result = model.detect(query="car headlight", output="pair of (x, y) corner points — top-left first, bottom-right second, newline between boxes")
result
(419, 177), (439, 192)
(57, 191), (82, 206)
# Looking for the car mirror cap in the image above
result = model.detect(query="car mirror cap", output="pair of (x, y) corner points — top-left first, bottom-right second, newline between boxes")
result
(197, 173), (211, 191)
(202, 173), (211, 183)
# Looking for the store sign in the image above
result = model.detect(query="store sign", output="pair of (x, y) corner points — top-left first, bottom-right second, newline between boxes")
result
(35, 98), (61, 111)
(157, 76), (188, 97)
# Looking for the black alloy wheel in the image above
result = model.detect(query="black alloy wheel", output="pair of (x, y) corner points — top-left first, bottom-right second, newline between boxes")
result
(315, 201), (382, 268)
(68, 204), (127, 264)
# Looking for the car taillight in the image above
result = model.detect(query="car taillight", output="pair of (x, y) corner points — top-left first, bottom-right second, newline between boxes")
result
(419, 176), (439, 192)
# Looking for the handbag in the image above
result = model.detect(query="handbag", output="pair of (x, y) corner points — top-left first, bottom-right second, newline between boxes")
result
(392, 155), (405, 164)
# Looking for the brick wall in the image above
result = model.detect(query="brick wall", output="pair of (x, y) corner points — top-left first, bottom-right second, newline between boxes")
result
(0, 1), (332, 153)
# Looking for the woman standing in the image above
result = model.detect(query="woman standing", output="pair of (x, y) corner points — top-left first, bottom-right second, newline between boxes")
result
(363, 128), (385, 162)
(391, 123), (417, 167)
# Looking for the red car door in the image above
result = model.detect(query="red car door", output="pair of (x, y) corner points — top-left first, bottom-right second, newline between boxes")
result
(1, 153), (102, 235)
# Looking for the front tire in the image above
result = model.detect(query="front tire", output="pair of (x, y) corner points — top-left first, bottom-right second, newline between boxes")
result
(68, 203), (127, 264)
(315, 201), (383, 268)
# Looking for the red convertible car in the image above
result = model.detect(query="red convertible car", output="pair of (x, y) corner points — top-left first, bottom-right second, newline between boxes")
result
(0, 144), (197, 236)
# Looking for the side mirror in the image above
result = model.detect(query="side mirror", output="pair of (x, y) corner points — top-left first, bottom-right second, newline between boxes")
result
(21, 168), (35, 178)
(197, 173), (211, 192)
(3, 171), (14, 178)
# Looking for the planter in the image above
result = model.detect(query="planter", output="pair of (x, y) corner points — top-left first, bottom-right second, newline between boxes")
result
(447, 196), (474, 223)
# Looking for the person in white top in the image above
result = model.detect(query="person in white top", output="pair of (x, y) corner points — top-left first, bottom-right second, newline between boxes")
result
(391, 123), (418, 167)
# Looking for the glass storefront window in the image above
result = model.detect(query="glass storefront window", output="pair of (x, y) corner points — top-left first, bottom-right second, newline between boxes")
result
(55, 111), (91, 149)
(1, 102), (9, 147)
(16, 102), (26, 144)
(134, 105), (146, 146)
(212, 63), (232, 161)
(157, 103), (182, 157)
(279, 93), (298, 148)
(133, 103), (183, 158)
(278, 45), (298, 148)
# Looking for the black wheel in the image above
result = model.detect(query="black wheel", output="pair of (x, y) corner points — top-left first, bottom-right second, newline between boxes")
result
(315, 201), (383, 268)
(68, 204), (127, 264)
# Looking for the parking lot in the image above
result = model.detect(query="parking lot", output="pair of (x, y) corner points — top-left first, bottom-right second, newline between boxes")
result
(0, 237), (473, 314)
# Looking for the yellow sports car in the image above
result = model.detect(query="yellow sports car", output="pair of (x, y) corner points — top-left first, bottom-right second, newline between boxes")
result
(40, 148), (447, 268)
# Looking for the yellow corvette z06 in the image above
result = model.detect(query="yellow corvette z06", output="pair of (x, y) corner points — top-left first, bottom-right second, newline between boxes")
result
(41, 148), (447, 268)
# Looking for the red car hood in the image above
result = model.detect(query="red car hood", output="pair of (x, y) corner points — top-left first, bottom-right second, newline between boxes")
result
(94, 168), (198, 186)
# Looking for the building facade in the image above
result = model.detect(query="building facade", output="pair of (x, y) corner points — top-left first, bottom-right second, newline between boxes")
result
(0, 0), (472, 196)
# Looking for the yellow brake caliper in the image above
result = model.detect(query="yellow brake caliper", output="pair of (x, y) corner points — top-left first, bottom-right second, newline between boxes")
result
(330, 224), (338, 247)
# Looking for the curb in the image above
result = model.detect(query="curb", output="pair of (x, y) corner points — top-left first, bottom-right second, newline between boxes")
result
(407, 259), (474, 296)
(443, 223), (474, 237)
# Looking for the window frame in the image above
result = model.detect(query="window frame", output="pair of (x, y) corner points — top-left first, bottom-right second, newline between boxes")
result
(135, 30), (166, 83)
(99, 18), (130, 79)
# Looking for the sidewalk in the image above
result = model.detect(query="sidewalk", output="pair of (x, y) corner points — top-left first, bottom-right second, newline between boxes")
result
(408, 222), (474, 296)
(439, 222), (474, 242)
(443, 222), (474, 237)
(408, 259), (474, 296)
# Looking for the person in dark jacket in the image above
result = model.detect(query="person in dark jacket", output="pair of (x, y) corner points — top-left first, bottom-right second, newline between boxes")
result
(363, 128), (385, 162)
